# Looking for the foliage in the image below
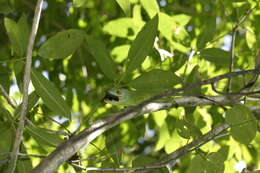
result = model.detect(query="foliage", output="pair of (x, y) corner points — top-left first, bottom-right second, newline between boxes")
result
(0, 0), (259, 172)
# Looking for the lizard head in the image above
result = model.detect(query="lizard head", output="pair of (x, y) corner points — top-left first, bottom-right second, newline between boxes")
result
(103, 88), (130, 105)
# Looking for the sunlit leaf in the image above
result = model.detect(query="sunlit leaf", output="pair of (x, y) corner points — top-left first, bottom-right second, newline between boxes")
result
(140, 0), (159, 18)
(158, 12), (174, 41)
(153, 110), (167, 127)
(246, 27), (256, 49)
(31, 70), (71, 119)
(115, 0), (131, 16)
(127, 69), (180, 91)
(225, 104), (257, 144)
(38, 29), (84, 59)
(154, 123), (170, 151)
(85, 35), (117, 80)
(103, 18), (143, 39)
(126, 14), (158, 74)
(73, 0), (87, 7)
(111, 44), (130, 63)
(172, 14), (191, 26)
(158, 12), (189, 53)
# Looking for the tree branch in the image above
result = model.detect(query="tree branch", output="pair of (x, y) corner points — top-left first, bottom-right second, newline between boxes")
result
(7, 1), (43, 172)
(0, 84), (16, 109)
(71, 163), (166, 172)
(227, 6), (257, 91)
(227, 29), (236, 91)
(65, 123), (230, 172)
(136, 123), (230, 173)
(31, 69), (259, 173)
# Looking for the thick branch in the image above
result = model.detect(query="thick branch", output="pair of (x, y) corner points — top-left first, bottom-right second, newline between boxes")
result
(31, 69), (259, 173)
(7, 1), (43, 172)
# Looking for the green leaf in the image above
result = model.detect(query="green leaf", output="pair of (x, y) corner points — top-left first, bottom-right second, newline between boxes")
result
(0, 0), (13, 13)
(103, 18), (143, 39)
(31, 70), (71, 119)
(38, 29), (84, 59)
(140, 0), (159, 18)
(176, 119), (191, 139)
(111, 44), (130, 63)
(13, 60), (24, 91)
(172, 14), (191, 26)
(132, 156), (156, 166)
(197, 17), (216, 49)
(126, 14), (158, 74)
(127, 69), (180, 91)
(205, 147), (228, 173)
(184, 65), (201, 95)
(0, 106), (13, 122)
(17, 158), (32, 173)
(200, 48), (230, 67)
(26, 125), (63, 147)
(73, 0), (87, 7)
(158, 12), (174, 42)
(188, 155), (206, 173)
(85, 35), (117, 80)
(246, 27), (256, 49)
(178, 118), (202, 139)
(0, 121), (13, 152)
(115, 0), (131, 16)
(14, 91), (39, 119)
(225, 104), (257, 144)
(171, 53), (187, 72)
(158, 12), (189, 53)
(154, 123), (170, 151)
(4, 14), (29, 57)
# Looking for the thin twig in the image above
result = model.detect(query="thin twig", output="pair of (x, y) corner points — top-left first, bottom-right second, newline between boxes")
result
(0, 84), (16, 109)
(139, 123), (230, 173)
(227, 6), (257, 91)
(211, 82), (260, 96)
(21, 0), (64, 30)
(18, 153), (46, 158)
(227, 29), (236, 91)
(1, 152), (46, 158)
(206, 5), (257, 48)
(7, 1), (43, 172)
(70, 163), (166, 172)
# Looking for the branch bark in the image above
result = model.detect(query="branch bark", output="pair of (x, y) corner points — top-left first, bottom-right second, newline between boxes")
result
(7, 1), (43, 172)
(31, 69), (259, 173)
(0, 84), (16, 109)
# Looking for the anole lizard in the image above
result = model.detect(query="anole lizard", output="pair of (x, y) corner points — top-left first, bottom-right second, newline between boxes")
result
(103, 88), (154, 106)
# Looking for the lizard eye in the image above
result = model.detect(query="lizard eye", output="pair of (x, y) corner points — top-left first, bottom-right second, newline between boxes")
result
(103, 93), (119, 102)
(116, 90), (121, 95)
